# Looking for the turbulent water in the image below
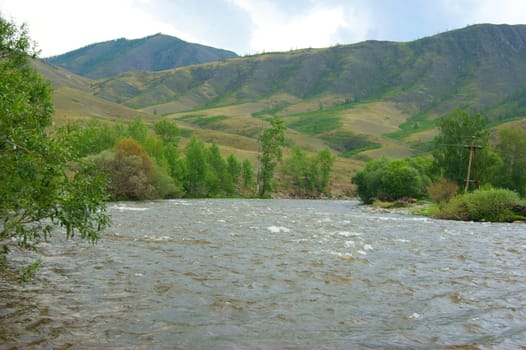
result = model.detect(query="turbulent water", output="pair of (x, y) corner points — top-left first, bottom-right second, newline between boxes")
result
(1, 199), (526, 349)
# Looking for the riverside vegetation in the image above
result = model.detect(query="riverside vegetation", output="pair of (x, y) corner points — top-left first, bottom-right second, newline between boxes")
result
(352, 109), (526, 222)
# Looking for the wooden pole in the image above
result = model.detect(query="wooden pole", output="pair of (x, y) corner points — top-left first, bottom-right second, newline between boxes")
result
(464, 136), (482, 192)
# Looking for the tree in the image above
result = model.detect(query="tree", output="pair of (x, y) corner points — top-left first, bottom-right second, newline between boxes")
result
(283, 147), (335, 197)
(492, 127), (526, 196)
(312, 147), (335, 194)
(99, 139), (156, 200)
(257, 118), (285, 197)
(153, 119), (180, 145)
(226, 154), (242, 194)
(205, 143), (227, 196)
(433, 109), (490, 187)
(64, 119), (125, 157)
(352, 157), (429, 203)
(0, 17), (109, 269)
(242, 159), (254, 193)
(128, 116), (148, 144)
(184, 136), (209, 196)
(284, 146), (311, 193)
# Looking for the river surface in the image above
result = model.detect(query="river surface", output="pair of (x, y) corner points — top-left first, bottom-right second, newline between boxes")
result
(1, 199), (526, 349)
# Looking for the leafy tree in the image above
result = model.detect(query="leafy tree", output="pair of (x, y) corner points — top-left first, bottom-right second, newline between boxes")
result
(257, 118), (286, 197)
(227, 154), (242, 188)
(492, 127), (526, 196)
(153, 119), (180, 145)
(205, 143), (226, 195)
(99, 138), (156, 200)
(184, 136), (209, 196)
(0, 17), (109, 269)
(352, 158), (390, 204)
(380, 160), (425, 200)
(242, 159), (254, 193)
(64, 119), (126, 157)
(352, 157), (429, 203)
(128, 116), (148, 144)
(433, 109), (490, 187)
(312, 147), (335, 194)
(284, 146), (312, 193)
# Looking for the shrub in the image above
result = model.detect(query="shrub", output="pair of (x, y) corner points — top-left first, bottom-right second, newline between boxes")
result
(432, 188), (525, 222)
(428, 179), (459, 203)
(352, 157), (430, 204)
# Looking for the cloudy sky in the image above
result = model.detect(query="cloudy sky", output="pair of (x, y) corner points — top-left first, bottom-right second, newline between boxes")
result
(1, 0), (526, 57)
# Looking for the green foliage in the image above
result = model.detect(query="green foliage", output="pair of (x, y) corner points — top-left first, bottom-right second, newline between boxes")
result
(286, 110), (341, 135)
(19, 259), (41, 283)
(94, 139), (156, 200)
(206, 143), (231, 195)
(432, 188), (525, 222)
(491, 127), (526, 196)
(433, 109), (490, 187)
(128, 116), (148, 144)
(183, 137), (209, 196)
(320, 131), (380, 157)
(153, 119), (180, 145)
(191, 115), (228, 129)
(352, 157), (431, 204)
(258, 118), (286, 197)
(0, 17), (109, 271)
(242, 159), (254, 192)
(282, 147), (335, 196)
(64, 119), (127, 157)
(386, 113), (438, 140)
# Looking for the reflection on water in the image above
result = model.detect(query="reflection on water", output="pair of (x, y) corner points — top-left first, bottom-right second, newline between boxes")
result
(1, 199), (526, 349)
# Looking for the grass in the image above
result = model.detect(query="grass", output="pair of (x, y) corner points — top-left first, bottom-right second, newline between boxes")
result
(287, 113), (341, 135)
(385, 113), (440, 140)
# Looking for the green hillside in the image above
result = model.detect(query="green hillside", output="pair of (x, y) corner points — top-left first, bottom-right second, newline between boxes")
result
(46, 33), (238, 79)
(36, 24), (526, 196)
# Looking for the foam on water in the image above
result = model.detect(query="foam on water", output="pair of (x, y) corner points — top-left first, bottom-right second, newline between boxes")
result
(267, 226), (291, 233)
(110, 204), (149, 211)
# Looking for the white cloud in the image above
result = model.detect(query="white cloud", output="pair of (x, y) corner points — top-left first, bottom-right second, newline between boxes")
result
(471, 0), (526, 24)
(229, 0), (371, 53)
(441, 0), (526, 25)
(0, 0), (188, 56)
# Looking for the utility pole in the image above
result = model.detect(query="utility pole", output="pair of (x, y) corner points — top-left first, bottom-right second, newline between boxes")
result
(464, 136), (483, 192)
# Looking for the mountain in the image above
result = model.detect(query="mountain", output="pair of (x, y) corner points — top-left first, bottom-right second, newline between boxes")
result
(91, 24), (526, 117)
(46, 33), (238, 79)
(37, 24), (526, 185)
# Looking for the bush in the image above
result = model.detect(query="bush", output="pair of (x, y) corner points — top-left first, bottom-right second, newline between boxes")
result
(352, 157), (431, 204)
(428, 179), (459, 203)
(432, 188), (525, 222)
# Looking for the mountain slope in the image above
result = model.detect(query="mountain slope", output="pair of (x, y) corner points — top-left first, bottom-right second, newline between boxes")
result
(91, 24), (526, 122)
(46, 33), (238, 79)
(32, 59), (151, 124)
(38, 24), (526, 162)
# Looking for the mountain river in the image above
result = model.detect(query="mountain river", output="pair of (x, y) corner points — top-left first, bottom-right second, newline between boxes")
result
(1, 199), (525, 349)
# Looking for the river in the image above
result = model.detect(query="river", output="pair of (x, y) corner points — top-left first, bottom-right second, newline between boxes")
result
(1, 199), (525, 349)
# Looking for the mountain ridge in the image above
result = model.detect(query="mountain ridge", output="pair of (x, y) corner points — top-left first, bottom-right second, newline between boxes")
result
(46, 33), (238, 79)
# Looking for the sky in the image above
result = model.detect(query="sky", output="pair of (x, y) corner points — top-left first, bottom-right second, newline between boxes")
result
(1, 0), (526, 57)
